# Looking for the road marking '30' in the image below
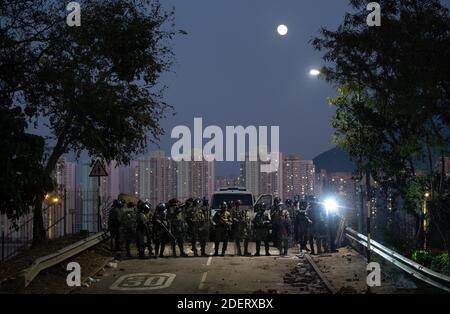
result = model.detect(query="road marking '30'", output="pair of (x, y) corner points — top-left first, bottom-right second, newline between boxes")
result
(110, 273), (176, 291)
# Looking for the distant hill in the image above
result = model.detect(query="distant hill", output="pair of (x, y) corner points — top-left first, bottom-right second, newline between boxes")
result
(313, 147), (356, 173)
(313, 146), (449, 174)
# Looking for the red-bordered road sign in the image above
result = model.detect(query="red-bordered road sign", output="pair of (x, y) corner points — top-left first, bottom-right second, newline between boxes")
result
(89, 159), (108, 177)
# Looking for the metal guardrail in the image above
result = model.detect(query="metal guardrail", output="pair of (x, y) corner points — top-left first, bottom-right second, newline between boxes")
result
(345, 227), (450, 293)
(20, 231), (110, 288)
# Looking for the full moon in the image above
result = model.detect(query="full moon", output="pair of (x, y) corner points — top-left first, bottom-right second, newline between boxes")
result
(277, 24), (288, 36)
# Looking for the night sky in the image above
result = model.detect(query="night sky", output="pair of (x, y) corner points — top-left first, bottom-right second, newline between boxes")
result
(34, 1), (439, 176)
(156, 0), (350, 176)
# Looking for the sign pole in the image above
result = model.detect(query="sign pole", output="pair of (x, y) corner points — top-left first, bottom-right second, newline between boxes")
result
(89, 159), (108, 233)
(98, 176), (101, 232)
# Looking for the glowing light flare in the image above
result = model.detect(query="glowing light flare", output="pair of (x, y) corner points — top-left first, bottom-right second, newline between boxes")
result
(324, 198), (338, 214)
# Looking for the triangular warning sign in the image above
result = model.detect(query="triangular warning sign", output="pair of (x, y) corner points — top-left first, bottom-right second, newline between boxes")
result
(89, 160), (108, 177)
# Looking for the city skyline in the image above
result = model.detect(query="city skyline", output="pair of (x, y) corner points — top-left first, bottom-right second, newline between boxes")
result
(56, 148), (351, 201)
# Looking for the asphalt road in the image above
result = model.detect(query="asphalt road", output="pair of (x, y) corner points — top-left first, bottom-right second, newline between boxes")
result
(77, 242), (302, 294)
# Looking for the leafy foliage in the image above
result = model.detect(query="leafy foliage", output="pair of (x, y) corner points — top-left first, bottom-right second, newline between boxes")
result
(312, 0), (450, 250)
(1, 0), (179, 241)
(412, 250), (450, 275)
(0, 106), (53, 224)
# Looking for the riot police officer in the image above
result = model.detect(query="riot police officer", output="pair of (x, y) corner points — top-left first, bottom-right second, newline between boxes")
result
(167, 198), (188, 257)
(213, 201), (232, 256)
(191, 198), (210, 257)
(294, 199), (313, 252)
(122, 202), (137, 257)
(285, 199), (293, 215)
(253, 203), (272, 256)
(153, 203), (172, 258)
(309, 196), (328, 254)
(285, 199), (295, 248)
(326, 202), (340, 253)
(271, 199), (291, 256)
(231, 200), (251, 256)
(184, 198), (195, 244)
(271, 197), (282, 215)
(108, 199), (124, 252)
(136, 201), (153, 259)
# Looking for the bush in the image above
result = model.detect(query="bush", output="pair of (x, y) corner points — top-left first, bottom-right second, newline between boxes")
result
(430, 253), (450, 276)
(411, 250), (433, 267)
(411, 250), (450, 275)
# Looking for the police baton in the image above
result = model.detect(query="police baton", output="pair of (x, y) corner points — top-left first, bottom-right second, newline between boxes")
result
(155, 219), (177, 242)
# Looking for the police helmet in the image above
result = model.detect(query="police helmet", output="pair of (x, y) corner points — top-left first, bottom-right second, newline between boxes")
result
(274, 197), (281, 206)
(185, 198), (194, 207)
(220, 201), (228, 210)
(142, 202), (151, 214)
(168, 198), (180, 207)
(156, 203), (166, 212)
(137, 201), (148, 210)
(113, 199), (124, 208)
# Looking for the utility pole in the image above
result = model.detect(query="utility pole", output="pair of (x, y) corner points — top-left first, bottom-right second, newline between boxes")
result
(97, 176), (101, 232)
(64, 188), (67, 236)
(365, 170), (372, 264)
(359, 184), (364, 234)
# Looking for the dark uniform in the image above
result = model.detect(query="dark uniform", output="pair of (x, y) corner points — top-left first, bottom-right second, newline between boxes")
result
(309, 197), (328, 254)
(167, 199), (188, 257)
(253, 204), (272, 256)
(136, 201), (153, 259)
(285, 199), (294, 248)
(231, 200), (251, 256)
(122, 202), (137, 257)
(108, 199), (124, 252)
(184, 198), (195, 244)
(213, 202), (232, 256)
(153, 203), (172, 258)
(272, 202), (291, 256)
(327, 209), (339, 253)
(191, 199), (210, 257)
(293, 200), (313, 252)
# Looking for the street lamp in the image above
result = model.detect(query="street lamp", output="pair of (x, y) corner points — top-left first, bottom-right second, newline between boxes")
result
(43, 193), (61, 239)
(423, 192), (430, 249)
(309, 69), (321, 76)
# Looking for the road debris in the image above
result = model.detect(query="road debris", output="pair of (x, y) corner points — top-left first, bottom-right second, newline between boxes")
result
(283, 256), (328, 294)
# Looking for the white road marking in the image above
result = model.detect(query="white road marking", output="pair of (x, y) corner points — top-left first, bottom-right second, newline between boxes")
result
(198, 271), (208, 290)
(110, 273), (176, 291)
(206, 256), (212, 266)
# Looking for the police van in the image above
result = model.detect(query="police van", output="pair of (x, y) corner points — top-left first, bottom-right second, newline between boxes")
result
(209, 187), (273, 219)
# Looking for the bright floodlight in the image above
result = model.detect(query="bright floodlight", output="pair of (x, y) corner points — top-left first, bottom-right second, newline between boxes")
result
(309, 69), (321, 76)
(277, 24), (288, 36)
(324, 198), (338, 214)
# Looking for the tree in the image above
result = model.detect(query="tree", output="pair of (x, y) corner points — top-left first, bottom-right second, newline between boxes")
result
(312, 0), (450, 249)
(1, 0), (179, 244)
(0, 106), (53, 226)
(0, 0), (57, 229)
